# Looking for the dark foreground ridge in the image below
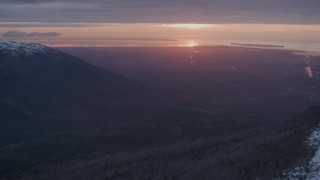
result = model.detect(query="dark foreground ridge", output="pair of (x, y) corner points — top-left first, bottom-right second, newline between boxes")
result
(0, 41), (148, 146)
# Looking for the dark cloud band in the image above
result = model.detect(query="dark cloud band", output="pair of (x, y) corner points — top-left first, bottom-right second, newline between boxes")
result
(2, 31), (61, 37)
(0, 23), (105, 28)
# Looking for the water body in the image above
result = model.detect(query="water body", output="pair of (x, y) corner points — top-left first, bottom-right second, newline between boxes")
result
(209, 40), (320, 56)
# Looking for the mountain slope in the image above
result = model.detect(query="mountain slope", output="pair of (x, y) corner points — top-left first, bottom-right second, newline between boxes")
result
(0, 41), (146, 146)
(1, 105), (318, 180)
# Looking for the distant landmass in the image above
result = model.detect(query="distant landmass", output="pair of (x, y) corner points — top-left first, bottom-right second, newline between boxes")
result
(231, 43), (285, 48)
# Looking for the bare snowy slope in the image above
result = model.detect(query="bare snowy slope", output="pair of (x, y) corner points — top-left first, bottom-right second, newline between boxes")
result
(0, 41), (51, 57)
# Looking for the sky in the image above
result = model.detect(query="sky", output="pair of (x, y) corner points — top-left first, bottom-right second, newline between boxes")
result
(0, 0), (320, 47)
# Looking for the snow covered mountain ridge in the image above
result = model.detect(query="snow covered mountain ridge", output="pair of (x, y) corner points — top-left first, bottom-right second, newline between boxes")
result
(281, 126), (320, 180)
(0, 40), (51, 57)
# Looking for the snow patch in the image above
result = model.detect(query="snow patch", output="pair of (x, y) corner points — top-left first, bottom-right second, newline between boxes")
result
(0, 40), (50, 57)
(281, 127), (320, 179)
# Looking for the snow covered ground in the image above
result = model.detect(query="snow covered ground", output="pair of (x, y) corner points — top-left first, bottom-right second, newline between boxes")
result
(0, 40), (50, 57)
(281, 127), (320, 179)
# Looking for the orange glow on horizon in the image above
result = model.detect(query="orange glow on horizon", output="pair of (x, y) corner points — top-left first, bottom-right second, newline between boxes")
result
(2, 23), (320, 49)
(180, 41), (198, 47)
(165, 24), (213, 29)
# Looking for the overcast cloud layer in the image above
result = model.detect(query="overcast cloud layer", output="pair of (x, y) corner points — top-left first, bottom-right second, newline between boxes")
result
(0, 0), (320, 24)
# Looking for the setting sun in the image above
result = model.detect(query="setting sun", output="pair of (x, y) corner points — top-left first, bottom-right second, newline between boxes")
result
(180, 41), (198, 47)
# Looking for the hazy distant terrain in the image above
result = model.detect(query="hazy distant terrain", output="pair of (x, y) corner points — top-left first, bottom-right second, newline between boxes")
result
(1, 44), (320, 179)
(59, 46), (320, 122)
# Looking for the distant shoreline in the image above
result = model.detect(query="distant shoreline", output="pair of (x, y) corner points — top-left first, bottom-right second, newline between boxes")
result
(231, 43), (285, 48)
